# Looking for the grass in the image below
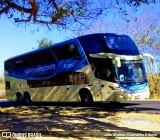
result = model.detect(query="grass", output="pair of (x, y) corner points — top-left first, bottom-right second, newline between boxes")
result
(115, 111), (160, 123)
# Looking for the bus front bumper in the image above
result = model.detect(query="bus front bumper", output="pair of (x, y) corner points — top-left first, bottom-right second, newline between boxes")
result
(115, 88), (150, 102)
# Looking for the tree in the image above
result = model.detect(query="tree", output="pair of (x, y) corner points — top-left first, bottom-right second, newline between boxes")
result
(0, 77), (4, 90)
(0, 0), (157, 30)
(37, 38), (53, 48)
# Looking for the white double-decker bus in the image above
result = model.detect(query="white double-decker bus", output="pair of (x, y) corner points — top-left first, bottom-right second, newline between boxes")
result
(4, 33), (154, 104)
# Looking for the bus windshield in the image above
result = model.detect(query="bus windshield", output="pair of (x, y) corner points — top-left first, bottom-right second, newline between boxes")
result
(115, 60), (147, 84)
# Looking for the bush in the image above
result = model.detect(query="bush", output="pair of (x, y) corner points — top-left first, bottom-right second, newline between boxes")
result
(147, 73), (160, 99)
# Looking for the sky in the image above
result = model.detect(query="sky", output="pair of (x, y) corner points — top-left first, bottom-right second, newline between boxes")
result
(0, 1), (160, 76)
(0, 17), (73, 76)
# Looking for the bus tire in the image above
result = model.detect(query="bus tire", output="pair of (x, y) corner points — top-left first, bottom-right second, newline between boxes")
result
(79, 89), (93, 105)
(16, 92), (23, 104)
(23, 92), (32, 105)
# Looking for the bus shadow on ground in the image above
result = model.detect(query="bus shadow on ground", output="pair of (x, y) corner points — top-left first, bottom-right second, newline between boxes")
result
(0, 100), (134, 110)
(1, 100), (160, 113)
(28, 101), (160, 113)
(29, 101), (140, 112)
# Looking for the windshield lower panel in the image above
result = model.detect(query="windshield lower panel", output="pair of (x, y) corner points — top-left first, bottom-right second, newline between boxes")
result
(116, 60), (147, 85)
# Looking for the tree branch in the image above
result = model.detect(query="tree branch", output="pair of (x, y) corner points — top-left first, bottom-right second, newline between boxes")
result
(0, 0), (157, 30)
(15, 18), (66, 26)
(49, 0), (58, 11)
(29, 0), (39, 22)
(0, 1), (32, 14)
(0, 4), (10, 14)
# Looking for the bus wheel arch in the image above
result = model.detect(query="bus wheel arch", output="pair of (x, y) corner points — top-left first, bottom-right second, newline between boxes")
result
(23, 91), (32, 105)
(16, 92), (23, 103)
(79, 88), (93, 104)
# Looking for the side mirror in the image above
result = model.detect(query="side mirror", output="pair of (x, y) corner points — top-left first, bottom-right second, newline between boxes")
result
(141, 53), (155, 66)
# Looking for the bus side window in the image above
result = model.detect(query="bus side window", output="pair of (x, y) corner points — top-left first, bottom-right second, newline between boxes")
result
(6, 81), (10, 89)
(93, 58), (115, 82)
(68, 73), (73, 85)
(51, 42), (82, 60)
(90, 63), (96, 75)
(72, 72), (89, 85)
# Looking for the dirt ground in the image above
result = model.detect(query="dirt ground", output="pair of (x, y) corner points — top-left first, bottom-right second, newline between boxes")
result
(0, 106), (160, 140)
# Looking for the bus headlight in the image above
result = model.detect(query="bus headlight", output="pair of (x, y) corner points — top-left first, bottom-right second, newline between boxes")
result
(109, 85), (125, 92)
(109, 85), (121, 90)
(125, 89), (136, 94)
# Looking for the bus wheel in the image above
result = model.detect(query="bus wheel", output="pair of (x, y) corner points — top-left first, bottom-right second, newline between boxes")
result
(80, 89), (93, 104)
(16, 92), (23, 104)
(23, 92), (32, 105)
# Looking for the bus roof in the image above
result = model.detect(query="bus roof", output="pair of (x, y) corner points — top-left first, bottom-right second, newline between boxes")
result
(5, 33), (139, 62)
(77, 33), (140, 55)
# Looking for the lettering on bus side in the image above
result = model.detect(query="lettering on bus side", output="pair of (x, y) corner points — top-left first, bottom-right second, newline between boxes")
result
(64, 63), (73, 69)
(25, 64), (57, 74)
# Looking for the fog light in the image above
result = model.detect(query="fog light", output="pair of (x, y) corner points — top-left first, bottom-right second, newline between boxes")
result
(135, 95), (140, 99)
(119, 94), (125, 99)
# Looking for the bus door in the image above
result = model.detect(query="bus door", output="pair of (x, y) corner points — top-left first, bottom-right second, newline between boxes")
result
(100, 81), (114, 102)
(96, 67), (115, 102)
(93, 81), (102, 102)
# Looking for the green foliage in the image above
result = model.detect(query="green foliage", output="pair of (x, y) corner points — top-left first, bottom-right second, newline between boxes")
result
(0, 0), (157, 30)
(147, 73), (160, 99)
(37, 38), (53, 48)
(142, 35), (147, 44)
(0, 77), (5, 99)
(0, 77), (4, 89)
(135, 24), (160, 50)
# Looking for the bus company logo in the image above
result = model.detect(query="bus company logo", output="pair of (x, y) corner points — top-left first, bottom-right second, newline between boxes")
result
(8, 62), (59, 80)
(24, 63), (58, 80)
(25, 64), (57, 74)
(2, 132), (11, 137)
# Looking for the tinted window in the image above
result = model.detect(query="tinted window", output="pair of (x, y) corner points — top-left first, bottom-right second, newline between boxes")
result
(5, 49), (55, 71)
(89, 58), (115, 82)
(27, 72), (89, 88)
(104, 35), (140, 55)
(5, 81), (10, 89)
(51, 42), (81, 60)
(71, 72), (89, 85)
(26, 49), (56, 67)
(78, 34), (110, 54)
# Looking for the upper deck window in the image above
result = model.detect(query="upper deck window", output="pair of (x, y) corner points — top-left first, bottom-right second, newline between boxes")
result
(104, 35), (140, 55)
(5, 49), (55, 72)
(51, 42), (82, 60)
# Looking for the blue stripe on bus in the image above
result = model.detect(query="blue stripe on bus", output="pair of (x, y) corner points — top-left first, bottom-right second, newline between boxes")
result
(120, 82), (148, 91)
(7, 59), (88, 80)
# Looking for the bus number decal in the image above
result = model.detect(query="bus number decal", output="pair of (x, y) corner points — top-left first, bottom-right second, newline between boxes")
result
(64, 63), (73, 69)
